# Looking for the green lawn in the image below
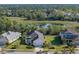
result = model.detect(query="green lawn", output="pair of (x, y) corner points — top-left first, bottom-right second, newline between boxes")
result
(45, 35), (55, 44)
(44, 36), (68, 52)
(5, 39), (34, 51)
(5, 39), (20, 49)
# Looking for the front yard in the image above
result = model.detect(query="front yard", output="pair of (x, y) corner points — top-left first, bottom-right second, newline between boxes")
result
(4, 35), (74, 53)
(5, 38), (34, 52)
(5, 36), (55, 51)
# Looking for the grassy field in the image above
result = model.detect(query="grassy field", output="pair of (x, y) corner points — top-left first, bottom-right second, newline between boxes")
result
(6, 17), (79, 26)
(6, 17), (26, 21)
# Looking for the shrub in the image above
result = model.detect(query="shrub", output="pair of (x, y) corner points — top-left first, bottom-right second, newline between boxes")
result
(11, 45), (17, 49)
(26, 46), (33, 49)
(49, 46), (55, 49)
(51, 36), (63, 45)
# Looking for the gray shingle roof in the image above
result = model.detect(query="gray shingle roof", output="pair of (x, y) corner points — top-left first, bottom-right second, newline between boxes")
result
(2, 31), (21, 41)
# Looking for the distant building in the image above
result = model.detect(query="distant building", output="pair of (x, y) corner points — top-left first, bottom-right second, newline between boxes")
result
(42, 24), (52, 29)
(64, 13), (72, 16)
(0, 31), (21, 46)
(25, 30), (44, 47)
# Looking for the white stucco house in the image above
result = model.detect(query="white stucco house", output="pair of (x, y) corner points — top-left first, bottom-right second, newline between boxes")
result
(25, 30), (44, 47)
(0, 31), (21, 46)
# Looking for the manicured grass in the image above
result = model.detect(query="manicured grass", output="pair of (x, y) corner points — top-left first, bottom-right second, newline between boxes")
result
(5, 39), (34, 50)
(44, 36), (68, 52)
(5, 39), (20, 49)
(45, 35), (55, 44)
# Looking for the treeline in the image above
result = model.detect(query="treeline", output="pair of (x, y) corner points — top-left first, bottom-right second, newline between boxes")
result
(0, 18), (66, 35)
(0, 4), (79, 21)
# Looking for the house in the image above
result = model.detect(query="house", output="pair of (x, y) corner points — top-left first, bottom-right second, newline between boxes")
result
(25, 30), (44, 47)
(0, 31), (21, 46)
(59, 30), (79, 47)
